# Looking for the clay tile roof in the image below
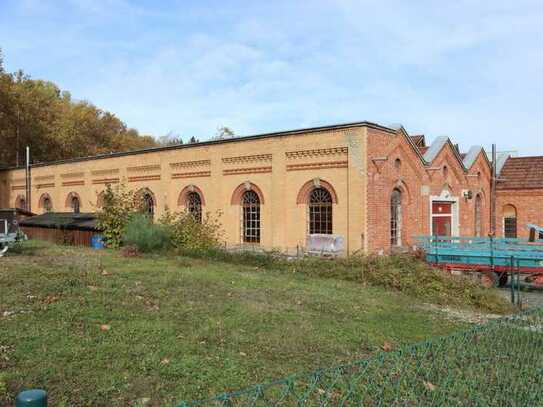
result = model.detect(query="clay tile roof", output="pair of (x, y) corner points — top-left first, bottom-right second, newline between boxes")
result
(497, 156), (543, 190)
(409, 135), (425, 147)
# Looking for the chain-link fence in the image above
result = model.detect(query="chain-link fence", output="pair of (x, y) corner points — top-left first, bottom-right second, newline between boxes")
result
(179, 307), (543, 406)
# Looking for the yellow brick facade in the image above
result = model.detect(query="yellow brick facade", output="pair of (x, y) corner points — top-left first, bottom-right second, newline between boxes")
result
(1, 124), (375, 254)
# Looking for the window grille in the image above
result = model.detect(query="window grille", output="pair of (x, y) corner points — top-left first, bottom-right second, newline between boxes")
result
(71, 197), (80, 214)
(142, 193), (154, 218)
(390, 189), (402, 246)
(186, 191), (202, 222)
(504, 217), (517, 239)
(309, 188), (333, 235)
(242, 190), (260, 243)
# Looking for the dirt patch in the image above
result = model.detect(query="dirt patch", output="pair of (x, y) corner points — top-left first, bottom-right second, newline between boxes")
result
(420, 303), (503, 324)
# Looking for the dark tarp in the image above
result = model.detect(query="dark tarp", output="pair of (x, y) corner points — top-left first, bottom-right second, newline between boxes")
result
(19, 212), (100, 232)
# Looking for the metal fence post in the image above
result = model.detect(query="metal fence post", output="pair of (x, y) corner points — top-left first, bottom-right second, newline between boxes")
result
(16, 389), (47, 407)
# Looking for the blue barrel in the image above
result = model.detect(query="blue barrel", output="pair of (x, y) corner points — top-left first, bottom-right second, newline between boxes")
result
(90, 234), (105, 249)
(16, 389), (47, 406)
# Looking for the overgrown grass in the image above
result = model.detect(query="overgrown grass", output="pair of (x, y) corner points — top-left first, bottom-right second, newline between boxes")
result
(122, 214), (171, 253)
(0, 241), (473, 406)
(178, 248), (512, 314)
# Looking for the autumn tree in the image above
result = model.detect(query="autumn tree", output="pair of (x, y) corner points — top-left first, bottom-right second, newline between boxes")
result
(0, 48), (157, 166)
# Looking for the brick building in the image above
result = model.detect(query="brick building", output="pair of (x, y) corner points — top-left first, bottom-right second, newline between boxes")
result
(0, 121), (539, 253)
(496, 156), (543, 240)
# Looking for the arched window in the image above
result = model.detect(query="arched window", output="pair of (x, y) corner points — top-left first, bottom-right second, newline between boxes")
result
(186, 191), (202, 222)
(242, 190), (260, 243)
(71, 196), (81, 214)
(474, 194), (482, 237)
(309, 187), (333, 235)
(503, 204), (517, 239)
(390, 189), (402, 246)
(43, 197), (52, 212)
(16, 196), (26, 210)
(142, 191), (155, 218)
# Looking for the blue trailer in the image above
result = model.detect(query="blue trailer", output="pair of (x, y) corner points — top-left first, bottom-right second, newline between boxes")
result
(417, 234), (543, 288)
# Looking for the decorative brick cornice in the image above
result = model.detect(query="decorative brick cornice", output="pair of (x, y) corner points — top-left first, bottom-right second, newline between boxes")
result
(36, 183), (55, 189)
(91, 168), (120, 176)
(92, 177), (120, 185)
(171, 171), (211, 179)
(62, 180), (85, 187)
(222, 154), (272, 165)
(60, 172), (85, 179)
(223, 166), (272, 176)
(285, 147), (347, 160)
(286, 160), (348, 172)
(126, 164), (161, 173)
(10, 177), (26, 183)
(128, 175), (161, 183)
(170, 159), (211, 169)
(11, 185), (25, 191)
(34, 175), (55, 182)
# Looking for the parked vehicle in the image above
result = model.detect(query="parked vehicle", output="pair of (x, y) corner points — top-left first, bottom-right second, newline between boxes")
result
(417, 231), (543, 288)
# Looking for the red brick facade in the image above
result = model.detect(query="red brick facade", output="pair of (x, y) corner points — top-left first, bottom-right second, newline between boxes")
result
(366, 127), (492, 253)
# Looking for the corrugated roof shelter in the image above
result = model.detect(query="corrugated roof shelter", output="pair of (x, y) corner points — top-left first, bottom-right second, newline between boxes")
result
(19, 212), (99, 231)
(19, 212), (101, 246)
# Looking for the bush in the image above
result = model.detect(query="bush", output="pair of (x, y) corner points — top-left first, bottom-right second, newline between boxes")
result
(122, 214), (171, 253)
(97, 184), (140, 248)
(180, 248), (511, 314)
(159, 209), (223, 250)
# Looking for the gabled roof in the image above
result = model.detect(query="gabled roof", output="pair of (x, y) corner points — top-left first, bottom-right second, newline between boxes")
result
(423, 136), (449, 163)
(423, 136), (469, 171)
(497, 156), (543, 190)
(462, 146), (484, 169)
(409, 135), (426, 147)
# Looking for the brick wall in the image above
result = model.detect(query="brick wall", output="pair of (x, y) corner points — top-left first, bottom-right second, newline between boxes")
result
(365, 128), (492, 253)
(496, 190), (543, 239)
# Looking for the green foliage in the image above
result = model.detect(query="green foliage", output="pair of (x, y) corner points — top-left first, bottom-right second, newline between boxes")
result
(0, 242), (465, 405)
(159, 209), (223, 251)
(122, 214), (171, 253)
(96, 184), (140, 249)
(0, 50), (157, 167)
(181, 308), (543, 406)
(180, 249), (511, 313)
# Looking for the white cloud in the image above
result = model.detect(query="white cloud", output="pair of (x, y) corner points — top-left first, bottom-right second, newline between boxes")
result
(1, 0), (542, 154)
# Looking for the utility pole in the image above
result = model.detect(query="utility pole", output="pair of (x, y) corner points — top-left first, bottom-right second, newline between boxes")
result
(25, 146), (31, 212)
(490, 144), (497, 236)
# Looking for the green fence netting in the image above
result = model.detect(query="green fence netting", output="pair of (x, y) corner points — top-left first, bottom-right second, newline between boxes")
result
(179, 307), (543, 406)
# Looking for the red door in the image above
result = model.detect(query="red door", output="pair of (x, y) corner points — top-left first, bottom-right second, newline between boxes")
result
(432, 202), (452, 237)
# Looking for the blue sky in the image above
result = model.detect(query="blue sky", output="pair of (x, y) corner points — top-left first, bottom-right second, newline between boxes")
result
(1, 0), (542, 155)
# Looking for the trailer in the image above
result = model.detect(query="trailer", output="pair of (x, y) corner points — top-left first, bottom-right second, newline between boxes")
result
(417, 234), (543, 289)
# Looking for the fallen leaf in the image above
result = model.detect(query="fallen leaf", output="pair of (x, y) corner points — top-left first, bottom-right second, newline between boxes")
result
(101, 270), (111, 276)
(160, 358), (170, 365)
(100, 324), (111, 331)
(423, 381), (437, 391)
(382, 341), (393, 352)
(239, 352), (247, 357)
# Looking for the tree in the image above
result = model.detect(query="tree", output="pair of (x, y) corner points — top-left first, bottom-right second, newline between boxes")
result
(188, 136), (199, 143)
(213, 126), (235, 140)
(0, 53), (158, 166)
(157, 132), (183, 146)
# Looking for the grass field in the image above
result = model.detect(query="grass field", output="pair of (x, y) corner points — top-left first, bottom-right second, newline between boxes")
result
(0, 242), (500, 406)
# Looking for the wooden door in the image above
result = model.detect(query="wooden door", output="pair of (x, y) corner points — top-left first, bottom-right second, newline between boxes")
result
(432, 202), (453, 237)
